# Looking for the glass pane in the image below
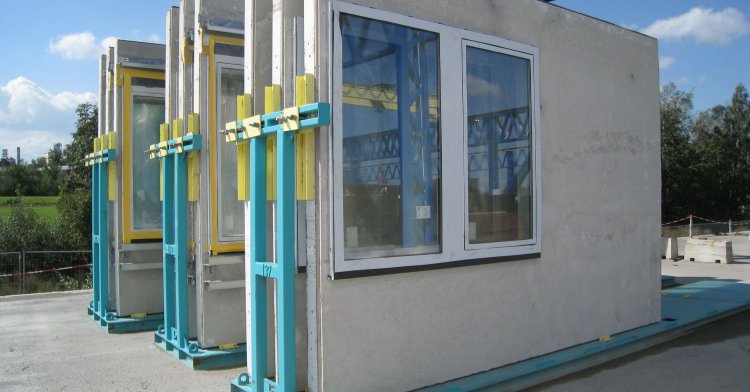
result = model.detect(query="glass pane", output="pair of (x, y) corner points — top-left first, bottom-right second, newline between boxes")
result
(340, 14), (441, 260)
(466, 47), (532, 244)
(217, 67), (244, 240)
(131, 95), (164, 231)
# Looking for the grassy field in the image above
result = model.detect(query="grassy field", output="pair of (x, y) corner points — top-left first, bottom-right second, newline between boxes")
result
(0, 196), (60, 221)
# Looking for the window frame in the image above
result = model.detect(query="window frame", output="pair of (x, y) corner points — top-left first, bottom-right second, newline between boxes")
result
(330, 2), (541, 277)
(461, 40), (540, 251)
(129, 86), (165, 233)
(214, 59), (245, 243)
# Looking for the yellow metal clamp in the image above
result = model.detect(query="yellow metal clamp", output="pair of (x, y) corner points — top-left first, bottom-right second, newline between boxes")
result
(295, 74), (316, 201)
(236, 94), (252, 201)
(186, 114), (200, 202)
(265, 85), (281, 201)
(107, 132), (117, 201)
(156, 123), (170, 200)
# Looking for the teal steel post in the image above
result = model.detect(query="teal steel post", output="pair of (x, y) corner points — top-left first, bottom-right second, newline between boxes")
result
(162, 153), (175, 343)
(249, 135), (268, 389)
(174, 152), (188, 350)
(97, 155), (110, 317)
(91, 161), (100, 314)
(276, 127), (296, 391)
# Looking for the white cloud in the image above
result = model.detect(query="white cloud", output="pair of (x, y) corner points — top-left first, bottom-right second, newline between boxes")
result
(49, 31), (118, 60)
(621, 23), (639, 31)
(0, 77), (95, 160)
(148, 34), (161, 43)
(641, 7), (750, 46)
(659, 56), (675, 70)
(467, 75), (503, 98)
(676, 77), (690, 85)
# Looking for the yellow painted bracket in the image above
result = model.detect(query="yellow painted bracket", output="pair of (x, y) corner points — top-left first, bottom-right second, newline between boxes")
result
(186, 114), (200, 201)
(181, 37), (194, 65)
(157, 123), (169, 200)
(107, 132), (118, 201)
(187, 113), (200, 135)
(265, 85), (281, 201)
(237, 94), (252, 201)
(172, 118), (184, 138)
(188, 151), (199, 201)
(295, 74), (316, 201)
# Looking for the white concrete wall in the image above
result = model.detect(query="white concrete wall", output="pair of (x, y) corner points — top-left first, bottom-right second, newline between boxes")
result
(311, 0), (662, 390)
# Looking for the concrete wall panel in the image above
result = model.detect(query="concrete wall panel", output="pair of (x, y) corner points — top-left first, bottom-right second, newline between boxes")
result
(314, 0), (661, 390)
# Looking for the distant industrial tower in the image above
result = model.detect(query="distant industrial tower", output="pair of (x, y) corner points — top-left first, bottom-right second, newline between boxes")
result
(16, 147), (20, 165)
(1, 149), (7, 160)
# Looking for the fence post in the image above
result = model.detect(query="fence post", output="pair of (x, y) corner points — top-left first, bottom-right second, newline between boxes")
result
(689, 215), (693, 238)
(21, 250), (25, 294)
(729, 219), (732, 235)
(17, 253), (22, 295)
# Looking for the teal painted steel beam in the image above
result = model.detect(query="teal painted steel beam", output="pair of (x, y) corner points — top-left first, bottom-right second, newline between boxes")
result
(248, 134), (268, 391)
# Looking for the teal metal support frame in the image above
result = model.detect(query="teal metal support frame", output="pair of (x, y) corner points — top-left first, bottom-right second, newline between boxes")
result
(151, 133), (246, 369)
(86, 148), (163, 333)
(231, 102), (330, 392)
(85, 148), (162, 333)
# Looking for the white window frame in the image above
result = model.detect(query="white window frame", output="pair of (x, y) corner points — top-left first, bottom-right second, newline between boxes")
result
(330, 2), (542, 277)
(129, 86), (165, 233)
(214, 57), (245, 243)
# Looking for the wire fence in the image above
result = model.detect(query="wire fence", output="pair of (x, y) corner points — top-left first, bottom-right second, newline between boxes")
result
(661, 215), (750, 238)
(0, 250), (91, 296)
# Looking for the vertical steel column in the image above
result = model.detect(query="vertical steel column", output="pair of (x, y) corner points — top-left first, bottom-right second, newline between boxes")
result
(97, 155), (110, 316)
(91, 162), (99, 312)
(276, 129), (296, 391)
(174, 152), (189, 350)
(249, 134), (268, 390)
(162, 152), (176, 342)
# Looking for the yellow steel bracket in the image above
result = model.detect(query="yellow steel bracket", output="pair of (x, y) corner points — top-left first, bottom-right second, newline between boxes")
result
(181, 37), (194, 65)
(152, 123), (170, 200)
(265, 84), (281, 201)
(295, 73), (316, 200)
(107, 132), (118, 201)
(236, 94), (253, 200)
(186, 114), (200, 201)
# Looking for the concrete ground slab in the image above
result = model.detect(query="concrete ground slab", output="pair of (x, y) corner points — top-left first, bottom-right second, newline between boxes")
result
(0, 291), (238, 392)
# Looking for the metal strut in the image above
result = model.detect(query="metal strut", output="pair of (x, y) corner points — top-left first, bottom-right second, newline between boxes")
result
(150, 119), (245, 369)
(229, 80), (330, 392)
(86, 137), (116, 325)
(149, 126), (203, 360)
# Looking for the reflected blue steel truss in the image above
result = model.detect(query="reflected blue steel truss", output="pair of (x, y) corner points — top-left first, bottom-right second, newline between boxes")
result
(86, 147), (164, 333)
(150, 133), (245, 369)
(467, 107), (531, 195)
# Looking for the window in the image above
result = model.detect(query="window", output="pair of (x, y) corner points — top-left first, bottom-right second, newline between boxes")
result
(332, 3), (540, 276)
(131, 92), (164, 232)
(216, 65), (244, 241)
(465, 44), (533, 246)
(339, 13), (441, 260)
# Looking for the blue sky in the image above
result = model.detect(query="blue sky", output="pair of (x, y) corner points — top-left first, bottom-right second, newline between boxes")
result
(0, 1), (748, 161)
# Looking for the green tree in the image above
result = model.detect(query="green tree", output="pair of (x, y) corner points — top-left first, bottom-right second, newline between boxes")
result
(57, 103), (98, 250)
(660, 83), (698, 220)
(693, 84), (750, 219)
(61, 103), (97, 193)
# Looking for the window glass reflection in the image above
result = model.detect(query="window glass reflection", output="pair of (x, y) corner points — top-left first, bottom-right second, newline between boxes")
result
(340, 14), (441, 259)
(218, 67), (245, 240)
(132, 95), (164, 231)
(466, 47), (532, 244)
